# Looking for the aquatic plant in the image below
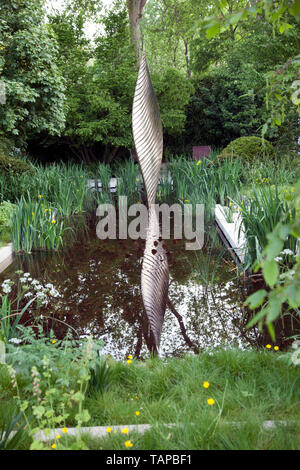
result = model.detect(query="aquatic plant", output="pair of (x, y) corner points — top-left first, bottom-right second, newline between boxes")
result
(236, 185), (297, 267)
(116, 159), (141, 205)
(11, 194), (67, 253)
(168, 155), (243, 220)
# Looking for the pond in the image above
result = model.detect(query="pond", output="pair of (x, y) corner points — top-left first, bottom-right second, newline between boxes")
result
(0, 217), (267, 359)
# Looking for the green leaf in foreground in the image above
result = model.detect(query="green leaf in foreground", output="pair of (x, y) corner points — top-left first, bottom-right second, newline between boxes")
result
(262, 259), (279, 288)
(244, 289), (267, 309)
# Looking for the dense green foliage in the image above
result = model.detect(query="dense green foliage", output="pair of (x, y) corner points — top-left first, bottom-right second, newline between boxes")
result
(0, 153), (33, 176)
(1, 0), (299, 159)
(220, 136), (275, 161)
(185, 73), (264, 148)
(0, 201), (16, 242)
(0, 0), (65, 144)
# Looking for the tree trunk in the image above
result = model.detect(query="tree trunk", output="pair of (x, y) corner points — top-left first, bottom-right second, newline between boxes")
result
(183, 38), (191, 79)
(107, 146), (119, 164)
(102, 143), (110, 163)
(127, 0), (148, 61)
(173, 44), (177, 68)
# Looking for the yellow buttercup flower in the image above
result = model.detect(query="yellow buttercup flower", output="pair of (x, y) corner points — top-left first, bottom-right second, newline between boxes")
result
(207, 398), (215, 405)
(124, 440), (133, 448)
(196, 160), (202, 166)
(106, 427), (112, 433)
(52, 340), (57, 344)
(122, 428), (129, 434)
(135, 411), (140, 416)
(51, 443), (56, 449)
(274, 346), (279, 351)
(128, 355), (133, 359)
(56, 435), (61, 439)
(51, 220), (56, 224)
(203, 381), (210, 389)
(266, 344), (272, 349)
(127, 359), (132, 364)
(62, 427), (68, 433)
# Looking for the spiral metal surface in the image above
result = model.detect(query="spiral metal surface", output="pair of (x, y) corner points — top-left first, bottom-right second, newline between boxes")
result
(132, 50), (169, 348)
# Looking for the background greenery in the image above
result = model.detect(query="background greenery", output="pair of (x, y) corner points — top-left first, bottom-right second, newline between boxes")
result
(0, 0), (299, 162)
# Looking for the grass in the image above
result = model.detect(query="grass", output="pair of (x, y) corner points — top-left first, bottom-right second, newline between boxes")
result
(83, 349), (300, 427)
(1, 348), (299, 450)
(76, 348), (300, 449)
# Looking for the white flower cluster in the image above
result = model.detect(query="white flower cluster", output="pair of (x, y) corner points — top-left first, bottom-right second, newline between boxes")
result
(274, 248), (296, 263)
(9, 338), (22, 344)
(1, 271), (61, 306)
(1, 279), (13, 294)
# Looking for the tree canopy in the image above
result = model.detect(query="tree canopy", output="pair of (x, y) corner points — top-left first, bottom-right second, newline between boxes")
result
(0, 0), (66, 145)
(0, 0), (299, 161)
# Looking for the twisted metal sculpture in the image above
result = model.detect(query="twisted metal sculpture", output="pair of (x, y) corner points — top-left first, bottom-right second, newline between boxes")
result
(132, 50), (169, 349)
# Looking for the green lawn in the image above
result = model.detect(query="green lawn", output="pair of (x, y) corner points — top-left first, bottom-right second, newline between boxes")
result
(1, 348), (300, 450)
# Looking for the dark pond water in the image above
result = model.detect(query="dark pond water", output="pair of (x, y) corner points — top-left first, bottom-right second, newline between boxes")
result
(0, 218), (269, 359)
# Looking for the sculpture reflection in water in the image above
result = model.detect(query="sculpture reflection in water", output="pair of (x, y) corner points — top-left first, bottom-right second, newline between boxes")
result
(132, 49), (169, 351)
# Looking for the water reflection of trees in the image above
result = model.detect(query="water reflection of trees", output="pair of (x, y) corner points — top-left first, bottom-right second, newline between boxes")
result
(0, 234), (261, 359)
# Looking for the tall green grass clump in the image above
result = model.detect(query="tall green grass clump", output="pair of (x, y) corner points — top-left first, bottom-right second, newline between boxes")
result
(116, 159), (141, 205)
(94, 163), (114, 205)
(236, 185), (297, 267)
(169, 155), (243, 221)
(11, 195), (67, 253)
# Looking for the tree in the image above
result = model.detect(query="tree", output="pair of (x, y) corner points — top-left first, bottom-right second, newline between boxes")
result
(127, 0), (148, 59)
(56, 5), (137, 163)
(200, 0), (300, 134)
(0, 0), (65, 145)
(141, 0), (210, 78)
(51, 1), (193, 163)
(187, 16), (300, 148)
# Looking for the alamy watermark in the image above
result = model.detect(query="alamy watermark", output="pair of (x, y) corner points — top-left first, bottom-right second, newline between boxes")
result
(96, 197), (204, 250)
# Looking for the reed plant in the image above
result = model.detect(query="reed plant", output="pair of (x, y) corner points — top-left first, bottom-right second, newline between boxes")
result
(11, 194), (67, 253)
(236, 185), (297, 267)
(116, 159), (141, 205)
(241, 153), (300, 189)
(93, 163), (115, 205)
(157, 175), (173, 204)
(168, 155), (243, 221)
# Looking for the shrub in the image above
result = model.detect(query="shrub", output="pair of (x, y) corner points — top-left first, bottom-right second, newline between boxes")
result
(219, 136), (275, 162)
(0, 137), (15, 155)
(0, 152), (33, 176)
(0, 201), (16, 242)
